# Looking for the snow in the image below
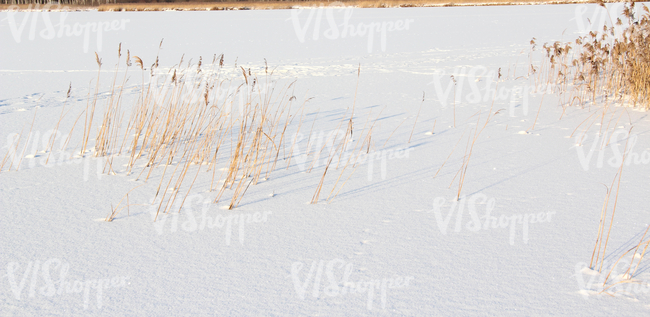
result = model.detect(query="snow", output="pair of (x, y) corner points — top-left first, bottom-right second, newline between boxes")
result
(2, 3), (650, 315)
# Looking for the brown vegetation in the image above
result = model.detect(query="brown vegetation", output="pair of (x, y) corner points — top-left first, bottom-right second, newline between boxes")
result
(535, 2), (650, 110)
(0, 0), (625, 11)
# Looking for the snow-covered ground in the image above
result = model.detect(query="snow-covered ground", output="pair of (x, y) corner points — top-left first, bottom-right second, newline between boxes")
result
(2, 3), (650, 315)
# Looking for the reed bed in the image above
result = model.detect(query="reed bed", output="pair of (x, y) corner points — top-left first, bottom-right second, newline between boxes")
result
(0, 43), (385, 221)
(95, 47), (309, 220)
(528, 2), (650, 294)
(533, 2), (650, 111)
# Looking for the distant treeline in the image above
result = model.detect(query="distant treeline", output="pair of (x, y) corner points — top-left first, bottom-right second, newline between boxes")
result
(1, 0), (114, 4)
(0, 0), (324, 4)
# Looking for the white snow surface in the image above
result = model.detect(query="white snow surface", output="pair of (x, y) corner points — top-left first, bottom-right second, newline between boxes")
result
(2, 3), (650, 316)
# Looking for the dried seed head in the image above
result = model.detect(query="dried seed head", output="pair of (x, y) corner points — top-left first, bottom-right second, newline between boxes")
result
(241, 66), (248, 85)
(133, 56), (144, 70)
(95, 52), (102, 67)
(204, 85), (209, 106)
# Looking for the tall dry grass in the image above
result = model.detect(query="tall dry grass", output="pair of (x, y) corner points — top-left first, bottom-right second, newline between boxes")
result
(535, 2), (650, 110)
(530, 2), (650, 294)
(23, 42), (318, 220)
(6, 43), (388, 221)
(584, 127), (650, 296)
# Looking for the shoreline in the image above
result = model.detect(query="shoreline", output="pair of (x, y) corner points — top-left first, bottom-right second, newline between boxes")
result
(0, 0), (617, 11)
